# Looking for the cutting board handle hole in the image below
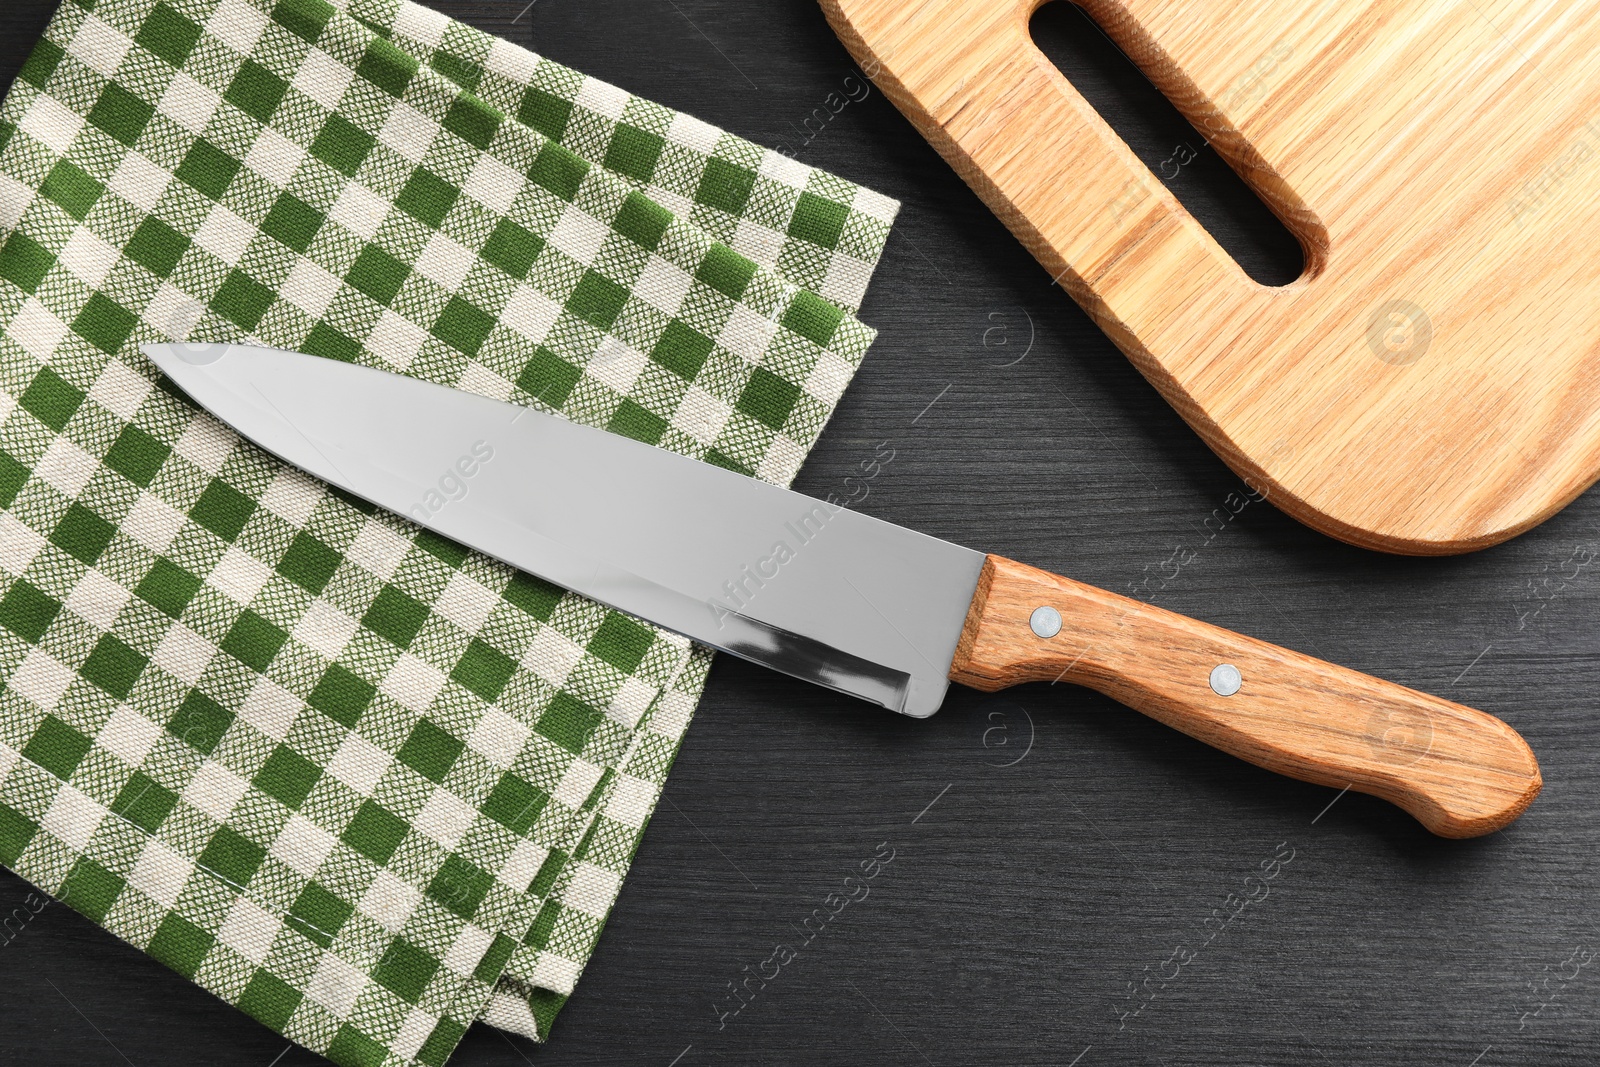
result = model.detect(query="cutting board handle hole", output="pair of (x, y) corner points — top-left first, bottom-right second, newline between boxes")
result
(1031, 2), (1308, 286)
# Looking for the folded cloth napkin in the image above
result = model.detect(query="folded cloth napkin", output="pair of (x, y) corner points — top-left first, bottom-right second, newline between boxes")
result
(0, 0), (898, 1063)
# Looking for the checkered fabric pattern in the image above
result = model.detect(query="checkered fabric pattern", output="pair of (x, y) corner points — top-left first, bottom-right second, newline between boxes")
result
(0, 0), (899, 1063)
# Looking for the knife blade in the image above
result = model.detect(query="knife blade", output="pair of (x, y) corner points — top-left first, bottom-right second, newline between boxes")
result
(142, 343), (1541, 837)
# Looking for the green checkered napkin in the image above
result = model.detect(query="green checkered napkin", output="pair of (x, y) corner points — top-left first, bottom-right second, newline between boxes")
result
(0, 0), (899, 1062)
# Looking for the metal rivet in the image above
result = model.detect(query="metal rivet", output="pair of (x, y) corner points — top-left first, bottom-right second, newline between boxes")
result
(1209, 663), (1242, 697)
(1029, 606), (1062, 639)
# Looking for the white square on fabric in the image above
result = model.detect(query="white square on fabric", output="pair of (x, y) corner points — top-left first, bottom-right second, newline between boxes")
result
(413, 788), (476, 850)
(606, 676), (656, 731)
(552, 757), (604, 810)
(485, 36), (536, 83)
(35, 435), (98, 497)
(71, 16), (132, 79)
(219, 896), (278, 964)
(0, 174), (30, 230)
(523, 628), (583, 689)
(329, 181), (389, 241)
(548, 209), (609, 266)
(634, 255), (692, 319)
(667, 111), (721, 155)
(501, 287), (560, 343)
(270, 813), (337, 878)
(244, 126), (306, 187)
(307, 951), (366, 1017)
(758, 150), (811, 190)
(292, 600), (359, 660)
(89, 358), (154, 421)
(144, 285), (205, 345)
(530, 953), (581, 995)
(175, 415), (235, 475)
(393, 1008), (440, 1061)
(259, 467), (322, 526)
(11, 299), (69, 363)
(194, 204), (256, 265)
(10, 648), (75, 711)
(718, 303), (778, 361)
(152, 623), (213, 686)
(122, 493), (187, 554)
(463, 154), (522, 216)
(97, 705), (161, 767)
(394, 0), (450, 46)
(499, 838), (548, 891)
(467, 708), (529, 769)
(586, 336), (645, 395)
(207, 0), (269, 56)
(129, 839), (192, 909)
(415, 230), (476, 291)
(293, 47), (355, 112)
(108, 150), (170, 213)
(239, 674), (298, 742)
(183, 762), (248, 823)
(728, 217), (784, 271)
(159, 72), (221, 137)
(575, 76), (629, 120)
(434, 571), (497, 633)
(563, 862), (621, 918)
(20, 94), (84, 155)
(347, 521), (410, 580)
(454, 363), (513, 401)
(441, 924), (494, 979)
(804, 350), (853, 407)
(280, 257), (342, 319)
(43, 784), (102, 851)
(327, 732), (391, 796)
(670, 385), (732, 446)
(853, 183), (901, 224)
(605, 773), (657, 829)
(380, 653), (448, 713)
(64, 568), (132, 633)
(368, 308), (428, 371)
(208, 545), (273, 605)
(379, 102), (438, 165)
(360, 869), (422, 931)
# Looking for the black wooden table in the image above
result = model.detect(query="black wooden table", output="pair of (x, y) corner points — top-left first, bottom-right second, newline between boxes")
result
(3, 2), (1597, 1065)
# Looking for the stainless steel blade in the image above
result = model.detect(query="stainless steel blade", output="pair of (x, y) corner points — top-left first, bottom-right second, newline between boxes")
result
(142, 344), (986, 717)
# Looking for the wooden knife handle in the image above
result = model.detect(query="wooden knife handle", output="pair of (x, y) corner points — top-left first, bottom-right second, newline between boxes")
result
(948, 556), (1540, 837)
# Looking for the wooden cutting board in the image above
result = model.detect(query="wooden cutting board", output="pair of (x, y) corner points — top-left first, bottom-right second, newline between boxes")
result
(821, 0), (1600, 554)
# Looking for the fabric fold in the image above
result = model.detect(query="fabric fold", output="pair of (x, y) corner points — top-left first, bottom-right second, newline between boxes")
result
(0, 0), (898, 1062)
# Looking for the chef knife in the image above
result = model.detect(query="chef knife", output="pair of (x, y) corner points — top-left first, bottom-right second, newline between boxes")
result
(142, 343), (1541, 838)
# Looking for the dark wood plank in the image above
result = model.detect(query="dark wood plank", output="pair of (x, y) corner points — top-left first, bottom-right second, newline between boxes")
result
(3, 2), (1598, 1065)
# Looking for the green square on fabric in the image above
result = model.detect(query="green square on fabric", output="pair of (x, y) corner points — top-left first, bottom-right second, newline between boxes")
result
(536, 693), (601, 755)
(272, 0), (333, 44)
(88, 83), (155, 147)
(167, 691), (234, 755)
(396, 167), (459, 229)
(430, 50), (479, 93)
(20, 367), (84, 431)
(111, 772), (179, 832)
(311, 114), (375, 176)
(472, 933), (519, 984)
(72, 293), (138, 355)
(175, 139), (242, 200)
(82, 633), (148, 699)
(695, 243), (756, 301)
(125, 217), (190, 278)
(589, 613), (653, 674)
(650, 320), (712, 381)
(278, 531), (340, 593)
(480, 219), (542, 279)
(222, 611), (287, 671)
(199, 826), (266, 887)
(327, 1026), (387, 1067)
(288, 881), (353, 947)
(302, 321), (362, 363)
(51, 503), (116, 564)
(613, 192), (671, 252)
(482, 773), (546, 835)
(789, 191), (850, 250)
(528, 144), (586, 202)
(62, 858), (125, 923)
(148, 913), (214, 979)
(136, 558), (200, 618)
(0, 452), (28, 509)
(516, 86), (571, 140)
(0, 231), (56, 293)
(398, 720), (463, 783)
(695, 157), (756, 215)
(503, 573), (562, 622)
(0, 580), (61, 642)
(415, 530), (467, 568)
(356, 38), (418, 98)
(254, 745), (322, 809)
(309, 664), (374, 727)
(417, 1018), (469, 1067)
(192, 478), (257, 541)
(450, 638), (514, 702)
(603, 125), (665, 183)
(737, 367), (801, 431)
(606, 399), (666, 445)
(18, 38), (64, 91)
(514, 347), (580, 407)
(261, 193), (324, 253)
(782, 289), (845, 346)
(212, 270), (275, 331)
(342, 800), (408, 865)
(0, 804), (40, 867)
(373, 937), (439, 1003)
(238, 970), (303, 1030)
(523, 899), (559, 949)
(106, 425), (171, 487)
(22, 716), (92, 780)
(136, 3), (202, 68)
(362, 585), (429, 649)
(41, 160), (103, 219)
(431, 296), (494, 356)
(443, 96), (500, 149)
(567, 271), (627, 330)
(427, 854), (492, 919)
(704, 448), (753, 476)
(346, 245), (410, 307)
(225, 60), (289, 124)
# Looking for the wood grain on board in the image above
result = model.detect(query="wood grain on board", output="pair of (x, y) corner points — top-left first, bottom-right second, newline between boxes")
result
(822, 0), (1600, 554)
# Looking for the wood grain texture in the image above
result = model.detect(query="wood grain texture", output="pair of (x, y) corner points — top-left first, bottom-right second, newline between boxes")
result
(950, 556), (1541, 836)
(821, 0), (1600, 555)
